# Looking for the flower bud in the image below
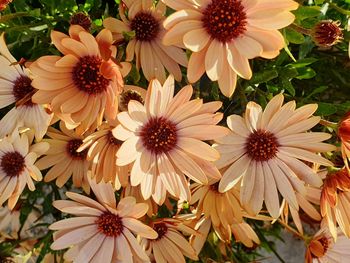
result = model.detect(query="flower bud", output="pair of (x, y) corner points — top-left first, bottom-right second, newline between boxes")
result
(311, 20), (343, 47)
(70, 12), (92, 31)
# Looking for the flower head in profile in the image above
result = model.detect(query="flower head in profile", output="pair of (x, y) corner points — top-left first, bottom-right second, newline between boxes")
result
(162, 0), (298, 97)
(140, 218), (198, 263)
(339, 111), (350, 169)
(305, 226), (350, 263)
(49, 179), (157, 263)
(118, 85), (147, 112)
(78, 120), (129, 190)
(35, 121), (91, 193)
(311, 20), (343, 47)
(320, 168), (350, 239)
(214, 94), (336, 218)
(0, 33), (52, 141)
(30, 25), (130, 134)
(0, 130), (48, 210)
(103, 0), (187, 83)
(114, 75), (229, 204)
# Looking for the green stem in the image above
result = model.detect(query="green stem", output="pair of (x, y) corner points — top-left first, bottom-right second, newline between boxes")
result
(289, 24), (312, 36)
(0, 12), (32, 23)
(328, 2), (350, 16)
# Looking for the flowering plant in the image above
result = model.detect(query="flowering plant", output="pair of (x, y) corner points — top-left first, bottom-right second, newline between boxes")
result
(0, 0), (350, 262)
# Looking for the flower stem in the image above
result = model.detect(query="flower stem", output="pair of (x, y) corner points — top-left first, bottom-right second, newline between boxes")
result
(328, 2), (350, 16)
(289, 23), (312, 35)
(277, 219), (307, 241)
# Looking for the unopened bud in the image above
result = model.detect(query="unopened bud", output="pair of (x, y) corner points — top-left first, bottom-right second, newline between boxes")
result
(311, 20), (343, 47)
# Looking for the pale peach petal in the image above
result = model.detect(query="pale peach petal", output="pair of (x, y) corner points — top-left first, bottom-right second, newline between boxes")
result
(205, 40), (224, 81)
(163, 20), (203, 46)
(227, 43), (252, 79)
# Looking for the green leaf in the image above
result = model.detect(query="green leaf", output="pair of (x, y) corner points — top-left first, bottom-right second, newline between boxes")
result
(281, 78), (295, 96)
(316, 102), (338, 116)
(249, 69), (279, 84)
(296, 67), (316, 79)
(293, 6), (322, 21)
(285, 28), (305, 44)
(287, 58), (318, 68)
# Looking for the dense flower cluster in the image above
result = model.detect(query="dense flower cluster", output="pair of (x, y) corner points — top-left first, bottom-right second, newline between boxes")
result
(0, 0), (350, 262)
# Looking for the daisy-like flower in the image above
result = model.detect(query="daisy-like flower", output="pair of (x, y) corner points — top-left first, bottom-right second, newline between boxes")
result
(35, 121), (91, 193)
(0, 131), (48, 210)
(103, 0), (187, 83)
(339, 112), (350, 169)
(49, 179), (157, 263)
(78, 120), (129, 190)
(118, 85), (146, 112)
(0, 33), (52, 141)
(281, 185), (322, 235)
(30, 25), (130, 134)
(114, 75), (229, 204)
(305, 226), (350, 263)
(190, 180), (243, 232)
(140, 218), (198, 263)
(214, 94), (336, 218)
(162, 0), (298, 97)
(320, 168), (350, 239)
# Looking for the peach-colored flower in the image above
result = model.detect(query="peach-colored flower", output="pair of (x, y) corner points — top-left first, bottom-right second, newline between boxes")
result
(50, 179), (157, 263)
(114, 75), (229, 204)
(0, 130), (48, 210)
(281, 185), (322, 235)
(103, 0), (187, 83)
(320, 168), (350, 239)
(30, 25), (130, 134)
(339, 112), (350, 169)
(162, 0), (298, 97)
(35, 121), (91, 193)
(305, 226), (350, 263)
(214, 94), (335, 218)
(140, 218), (198, 263)
(0, 33), (52, 141)
(78, 120), (129, 190)
(118, 85), (147, 112)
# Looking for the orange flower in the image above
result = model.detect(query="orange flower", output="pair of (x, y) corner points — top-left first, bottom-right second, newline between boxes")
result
(320, 168), (350, 239)
(305, 226), (350, 263)
(50, 179), (157, 263)
(339, 112), (350, 169)
(0, 0), (12, 11)
(214, 94), (335, 218)
(163, 0), (298, 97)
(114, 75), (228, 204)
(30, 25), (130, 134)
(103, 0), (187, 83)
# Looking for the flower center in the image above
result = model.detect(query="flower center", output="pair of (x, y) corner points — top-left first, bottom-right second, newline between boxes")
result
(70, 12), (92, 31)
(202, 0), (247, 43)
(312, 20), (343, 47)
(96, 212), (123, 237)
(246, 130), (279, 162)
(66, 139), (88, 160)
(1, 151), (25, 177)
(140, 117), (177, 155)
(13, 75), (35, 107)
(72, 56), (110, 95)
(107, 131), (123, 146)
(120, 90), (144, 110)
(311, 236), (329, 258)
(130, 11), (160, 42)
(153, 223), (168, 240)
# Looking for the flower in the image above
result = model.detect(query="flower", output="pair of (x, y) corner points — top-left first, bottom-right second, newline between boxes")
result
(281, 185), (322, 235)
(0, 130), (48, 210)
(320, 168), (350, 239)
(78, 120), (129, 190)
(118, 85), (147, 112)
(0, 0), (12, 11)
(35, 121), (91, 192)
(311, 20), (343, 47)
(103, 0), (187, 83)
(162, 0), (298, 97)
(113, 75), (229, 204)
(140, 218), (198, 262)
(190, 180), (243, 232)
(339, 111), (350, 169)
(49, 179), (157, 263)
(70, 12), (92, 31)
(214, 94), (336, 218)
(30, 25), (130, 134)
(0, 33), (53, 141)
(305, 226), (350, 263)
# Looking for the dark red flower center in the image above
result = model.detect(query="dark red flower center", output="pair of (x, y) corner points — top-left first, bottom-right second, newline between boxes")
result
(202, 0), (247, 43)
(120, 90), (144, 110)
(96, 212), (123, 237)
(13, 75), (35, 107)
(72, 56), (109, 95)
(313, 20), (343, 47)
(140, 117), (177, 155)
(153, 223), (168, 240)
(70, 12), (92, 31)
(1, 151), (25, 177)
(246, 130), (279, 161)
(130, 11), (160, 42)
(66, 139), (88, 160)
